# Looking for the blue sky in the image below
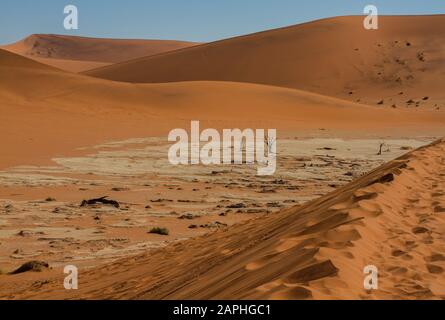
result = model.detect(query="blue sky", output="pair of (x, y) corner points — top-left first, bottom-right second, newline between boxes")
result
(0, 0), (443, 44)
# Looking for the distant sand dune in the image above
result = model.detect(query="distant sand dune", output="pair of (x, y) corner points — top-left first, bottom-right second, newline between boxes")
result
(1, 34), (200, 72)
(2, 48), (444, 169)
(85, 15), (445, 107)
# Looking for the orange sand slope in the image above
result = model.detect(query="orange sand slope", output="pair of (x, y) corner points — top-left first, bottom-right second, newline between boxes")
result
(85, 15), (445, 107)
(1, 48), (445, 169)
(1, 34), (200, 72)
(4, 138), (445, 300)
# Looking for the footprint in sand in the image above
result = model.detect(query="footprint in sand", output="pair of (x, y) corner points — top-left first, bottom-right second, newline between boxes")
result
(284, 260), (338, 285)
(269, 286), (312, 300)
(426, 264), (444, 274)
(427, 253), (445, 262)
(412, 226), (429, 234)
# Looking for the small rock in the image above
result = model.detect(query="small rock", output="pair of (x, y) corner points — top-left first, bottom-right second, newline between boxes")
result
(179, 213), (198, 220)
(17, 230), (33, 237)
(111, 187), (130, 192)
(200, 221), (228, 229)
(10, 261), (49, 274)
(226, 203), (246, 209)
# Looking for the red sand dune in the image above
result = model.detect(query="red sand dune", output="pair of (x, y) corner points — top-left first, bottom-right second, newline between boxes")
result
(2, 48), (445, 169)
(85, 15), (445, 107)
(1, 34), (200, 72)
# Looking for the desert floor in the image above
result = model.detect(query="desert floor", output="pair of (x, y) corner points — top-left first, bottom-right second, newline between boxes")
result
(1, 137), (444, 300)
(0, 135), (440, 297)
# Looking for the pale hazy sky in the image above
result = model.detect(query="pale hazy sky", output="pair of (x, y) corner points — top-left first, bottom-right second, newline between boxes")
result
(0, 0), (443, 44)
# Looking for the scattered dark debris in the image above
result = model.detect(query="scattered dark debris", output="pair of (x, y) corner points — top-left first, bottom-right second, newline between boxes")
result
(317, 147), (337, 151)
(246, 209), (266, 214)
(151, 199), (173, 203)
(211, 170), (230, 175)
(31, 280), (51, 289)
(227, 203), (246, 209)
(45, 197), (56, 202)
(179, 213), (199, 220)
(80, 196), (120, 208)
(4, 204), (14, 213)
(111, 187), (130, 192)
(148, 227), (169, 236)
(10, 261), (49, 274)
(259, 188), (277, 194)
(267, 202), (282, 208)
(200, 221), (228, 229)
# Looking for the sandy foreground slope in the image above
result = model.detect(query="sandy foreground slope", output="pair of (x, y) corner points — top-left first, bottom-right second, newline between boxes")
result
(1, 138), (444, 300)
(85, 15), (445, 109)
(2, 48), (444, 170)
(1, 34), (200, 72)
